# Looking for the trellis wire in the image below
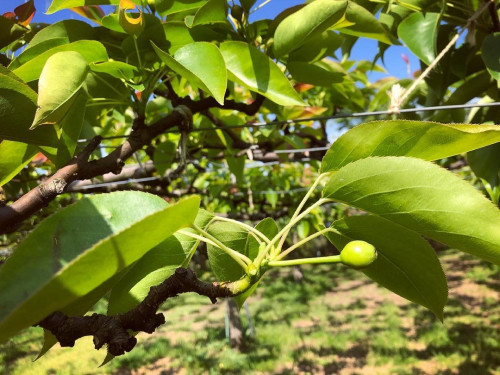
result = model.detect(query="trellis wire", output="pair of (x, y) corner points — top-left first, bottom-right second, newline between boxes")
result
(76, 101), (500, 143)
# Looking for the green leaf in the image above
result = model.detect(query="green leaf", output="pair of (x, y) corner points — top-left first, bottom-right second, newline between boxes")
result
(152, 41), (227, 104)
(273, 0), (347, 58)
(265, 190), (278, 209)
(0, 141), (38, 186)
(482, 33), (500, 81)
(0, 192), (200, 344)
(226, 154), (246, 185)
(398, 12), (439, 66)
(107, 209), (213, 315)
(328, 215), (447, 319)
(47, 0), (120, 14)
(31, 51), (89, 128)
(234, 218), (278, 308)
(219, 41), (305, 107)
(0, 16), (27, 49)
(53, 92), (87, 168)
(11, 40), (108, 82)
(288, 30), (342, 63)
(156, 0), (207, 16)
(163, 21), (196, 54)
(154, 140), (177, 175)
(240, 0), (257, 12)
(192, 0), (227, 26)
(323, 156), (500, 265)
(468, 144), (500, 204)
(89, 61), (139, 80)
(336, 2), (392, 45)
(0, 67), (59, 147)
(207, 221), (248, 282)
(287, 61), (344, 86)
(321, 120), (500, 173)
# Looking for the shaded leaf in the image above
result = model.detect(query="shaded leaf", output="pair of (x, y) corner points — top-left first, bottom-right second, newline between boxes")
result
(482, 33), (500, 81)
(207, 221), (248, 282)
(288, 61), (344, 86)
(0, 66), (59, 147)
(192, 0), (227, 26)
(0, 141), (38, 186)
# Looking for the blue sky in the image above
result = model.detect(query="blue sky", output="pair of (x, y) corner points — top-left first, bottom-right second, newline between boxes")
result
(1, 0), (420, 81)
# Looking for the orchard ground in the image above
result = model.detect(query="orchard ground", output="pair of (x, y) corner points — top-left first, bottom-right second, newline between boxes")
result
(1, 249), (498, 375)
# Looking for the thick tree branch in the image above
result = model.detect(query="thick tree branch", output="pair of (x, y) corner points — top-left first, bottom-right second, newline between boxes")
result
(0, 93), (266, 233)
(37, 268), (240, 356)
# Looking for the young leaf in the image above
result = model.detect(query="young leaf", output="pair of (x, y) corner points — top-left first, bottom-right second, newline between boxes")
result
(107, 209), (214, 315)
(398, 12), (439, 66)
(219, 41), (306, 106)
(152, 41), (227, 104)
(0, 141), (38, 186)
(207, 221), (248, 282)
(0, 67), (59, 147)
(12, 40), (108, 82)
(119, 0), (145, 37)
(0, 192), (200, 344)
(321, 120), (500, 173)
(31, 51), (89, 128)
(273, 0), (347, 57)
(328, 215), (447, 320)
(323, 156), (500, 265)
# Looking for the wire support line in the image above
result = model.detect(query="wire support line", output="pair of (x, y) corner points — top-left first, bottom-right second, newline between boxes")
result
(76, 101), (500, 143)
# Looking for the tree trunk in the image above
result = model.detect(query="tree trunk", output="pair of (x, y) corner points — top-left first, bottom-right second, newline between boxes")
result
(226, 298), (244, 350)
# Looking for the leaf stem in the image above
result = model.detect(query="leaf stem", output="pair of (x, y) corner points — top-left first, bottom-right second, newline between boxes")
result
(255, 198), (332, 265)
(275, 173), (329, 254)
(268, 255), (341, 267)
(133, 36), (143, 69)
(276, 227), (341, 261)
(191, 224), (251, 271)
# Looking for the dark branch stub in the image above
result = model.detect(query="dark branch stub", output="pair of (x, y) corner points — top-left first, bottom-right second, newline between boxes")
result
(37, 268), (235, 357)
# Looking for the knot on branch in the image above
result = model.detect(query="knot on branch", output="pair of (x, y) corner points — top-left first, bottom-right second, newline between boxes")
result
(38, 178), (67, 201)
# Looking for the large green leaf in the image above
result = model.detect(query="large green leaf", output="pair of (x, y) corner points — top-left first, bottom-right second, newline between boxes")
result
(107, 209), (214, 315)
(321, 120), (500, 173)
(273, 0), (347, 58)
(47, 0), (120, 14)
(397, 12), (439, 66)
(219, 41), (305, 106)
(0, 67), (59, 147)
(32, 51), (89, 128)
(288, 30), (342, 63)
(327, 215), (447, 319)
(323, 157), (500, 265)
(0, 141), (38, 186)
(482, 33), (500, 81)
(207, 221), (248, 282)
(11, 40), (108, 82)
(0, 192), (200, 344)
(336, 2), (392, 45)
(152, 42), (227, 105)
(192, 0), (227, 26)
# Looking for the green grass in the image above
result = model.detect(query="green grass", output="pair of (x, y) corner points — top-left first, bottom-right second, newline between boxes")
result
(1, 250), (499, 374)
